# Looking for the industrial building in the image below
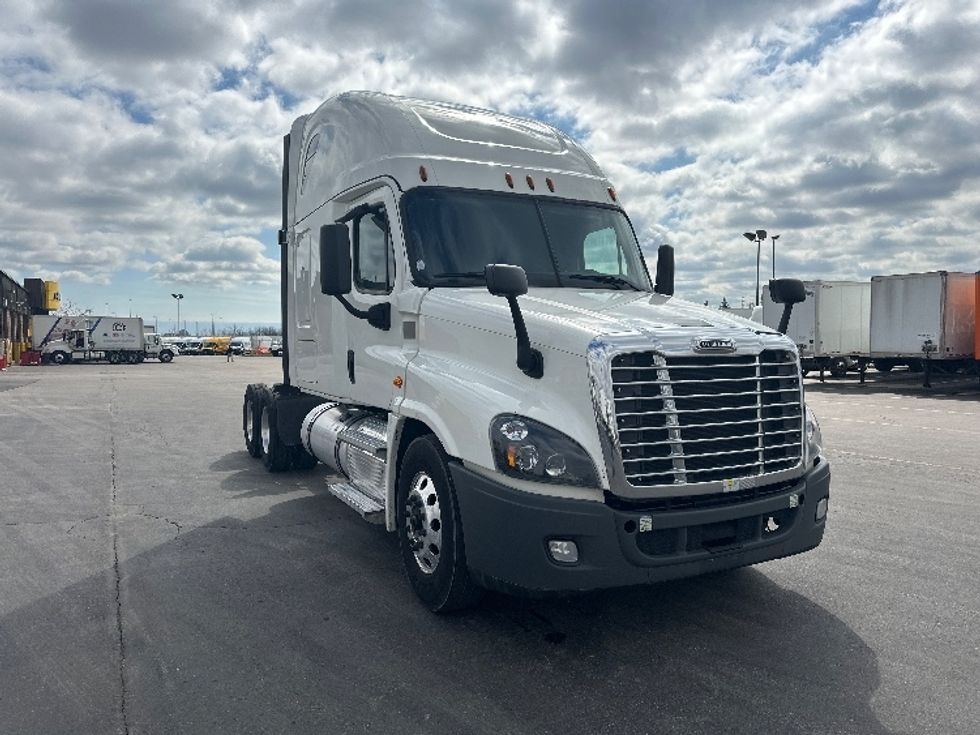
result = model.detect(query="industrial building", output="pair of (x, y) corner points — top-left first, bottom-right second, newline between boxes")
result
(0, 269), (60, 364)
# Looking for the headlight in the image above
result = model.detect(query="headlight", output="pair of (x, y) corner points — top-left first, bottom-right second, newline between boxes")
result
(490, 415), (599, 487)
(805, 404), (823, 460)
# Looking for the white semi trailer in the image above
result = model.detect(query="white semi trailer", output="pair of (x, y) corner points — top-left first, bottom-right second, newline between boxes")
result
(762, 280), (871, 378)
(33, 315), (174, 364)
(241, 92), (829, 611)
(870, 271), (976, 373)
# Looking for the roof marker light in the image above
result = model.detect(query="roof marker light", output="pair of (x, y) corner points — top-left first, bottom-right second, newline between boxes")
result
(607, 186), (617, 202)
(419, 165), (428, 182)
(526, 175), (535, 190)
(505, 173), (514, 189)
(546, 177), (555, 192)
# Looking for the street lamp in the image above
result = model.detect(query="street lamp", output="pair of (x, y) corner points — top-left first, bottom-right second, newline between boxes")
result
(742, 231), (766, 306)
(171, 293), (184, 335)
(770, 234), (780, 278)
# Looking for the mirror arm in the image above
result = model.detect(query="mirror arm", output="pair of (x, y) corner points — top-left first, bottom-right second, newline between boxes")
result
(777, 304), (795, 335)
(505, 295), (543, 379)
(335, 296), (390, 331)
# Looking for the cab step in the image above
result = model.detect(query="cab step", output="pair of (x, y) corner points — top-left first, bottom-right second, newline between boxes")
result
(326, 481), (385, 524)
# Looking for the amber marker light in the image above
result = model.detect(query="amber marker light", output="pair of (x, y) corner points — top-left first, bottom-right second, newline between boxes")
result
(393, 375), (404, 388)
(546, 177), (555, 192)
(419, 165), (428, 182)
(505, 173), (514, 188)
(607, 186), (617, 201)
(526, 175), (535, 190)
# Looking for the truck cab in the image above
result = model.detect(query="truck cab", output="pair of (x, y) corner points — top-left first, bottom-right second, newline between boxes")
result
(144, 333), (175, 363)
(241, 92), (829, 611)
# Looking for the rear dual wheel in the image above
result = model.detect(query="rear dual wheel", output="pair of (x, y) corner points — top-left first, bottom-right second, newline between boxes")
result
(243, 384), (264, 458)
(242, 385), (317, 470)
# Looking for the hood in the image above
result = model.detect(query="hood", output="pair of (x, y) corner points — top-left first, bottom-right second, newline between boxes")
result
(420, 288), (782, 355)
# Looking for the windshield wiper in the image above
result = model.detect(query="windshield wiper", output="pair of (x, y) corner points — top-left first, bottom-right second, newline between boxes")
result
(565, 273), (643, 291)
(432, 271), (485, 279)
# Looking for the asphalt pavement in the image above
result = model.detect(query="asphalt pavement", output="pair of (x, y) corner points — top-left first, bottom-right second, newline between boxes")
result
(1, 358), (978, 734)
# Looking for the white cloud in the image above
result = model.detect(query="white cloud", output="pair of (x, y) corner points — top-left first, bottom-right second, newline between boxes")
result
(0, 0), (978, 315)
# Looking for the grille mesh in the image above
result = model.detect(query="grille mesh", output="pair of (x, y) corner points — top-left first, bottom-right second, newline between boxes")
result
(612, 350), (803, 487)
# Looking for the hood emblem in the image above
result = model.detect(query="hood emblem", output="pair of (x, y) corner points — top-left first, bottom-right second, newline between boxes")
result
(692, 336), (736, 353)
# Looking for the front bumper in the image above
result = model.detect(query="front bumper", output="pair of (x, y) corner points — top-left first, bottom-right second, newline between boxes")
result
(451, 460), (830, 595)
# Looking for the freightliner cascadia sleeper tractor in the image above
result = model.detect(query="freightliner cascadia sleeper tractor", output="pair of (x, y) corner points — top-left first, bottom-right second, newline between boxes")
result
(242, 92), (829, 612)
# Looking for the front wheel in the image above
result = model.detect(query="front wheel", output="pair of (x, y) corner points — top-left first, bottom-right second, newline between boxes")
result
(397, 435), (482, 613)
(159, 350), (174, 363)
(51, 351), (70, 365)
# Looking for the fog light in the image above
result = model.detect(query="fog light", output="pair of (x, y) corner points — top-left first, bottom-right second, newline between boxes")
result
(548, 539), (579, 564)
(815, 497), (828, 521)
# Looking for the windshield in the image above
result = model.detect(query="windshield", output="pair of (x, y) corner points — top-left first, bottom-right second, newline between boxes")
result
(401, 189), (652, 290)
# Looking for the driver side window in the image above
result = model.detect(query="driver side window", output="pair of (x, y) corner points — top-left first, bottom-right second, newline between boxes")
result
(354, 206), (395, 294)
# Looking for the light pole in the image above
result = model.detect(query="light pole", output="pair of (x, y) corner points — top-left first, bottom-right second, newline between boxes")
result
(742, 230), (768, 306)
(128, 298), (133, 317)
(770, 234), (780, 278)
(171, 293), (184, 335)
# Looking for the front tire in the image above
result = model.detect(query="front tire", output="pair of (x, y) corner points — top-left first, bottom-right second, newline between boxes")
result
(397, 435), (482, 613)
(159, 350), (174, 363)
(51, 351), (70, 365)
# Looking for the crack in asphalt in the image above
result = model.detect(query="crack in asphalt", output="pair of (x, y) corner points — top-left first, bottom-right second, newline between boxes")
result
(109, 390), (131, 735)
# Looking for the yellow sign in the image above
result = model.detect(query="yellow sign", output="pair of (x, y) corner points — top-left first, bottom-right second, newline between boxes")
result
(43, 281), (61, 310)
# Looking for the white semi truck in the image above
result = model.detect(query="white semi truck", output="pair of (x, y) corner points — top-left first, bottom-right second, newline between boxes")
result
(33, 315), (175, 364)
(242, 92), (829, 611)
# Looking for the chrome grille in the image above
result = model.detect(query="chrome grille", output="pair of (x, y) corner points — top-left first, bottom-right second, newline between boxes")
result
(611, 350), (803, 487)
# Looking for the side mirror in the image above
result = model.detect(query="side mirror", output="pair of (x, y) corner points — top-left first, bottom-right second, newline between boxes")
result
(484, 264), (542, 379)
(319, 224), (351, 295)
(768, 278), (806, 335)
(768, 278), (806, 305)
(654, 244), (674, 296)
(485, 263), (528, 297)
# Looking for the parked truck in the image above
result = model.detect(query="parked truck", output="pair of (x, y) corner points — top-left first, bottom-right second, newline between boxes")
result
(33, 315), (175, 364)
(762, 280), (870, 377)
(241, 92), (829, 611)
(870, 271), (976, 373)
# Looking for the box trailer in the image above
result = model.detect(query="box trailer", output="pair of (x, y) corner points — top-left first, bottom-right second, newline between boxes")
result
(762, 280), (870, 377)
(870, 272), (975, 370)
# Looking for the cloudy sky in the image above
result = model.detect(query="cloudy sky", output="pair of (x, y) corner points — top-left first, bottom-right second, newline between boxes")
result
(1, 0), (978, 328)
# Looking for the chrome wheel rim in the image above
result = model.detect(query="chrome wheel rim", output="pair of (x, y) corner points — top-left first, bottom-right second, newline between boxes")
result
(260, 406), (270, 455)
(246, 401), (254, 443)
(404, 472), (442, 575)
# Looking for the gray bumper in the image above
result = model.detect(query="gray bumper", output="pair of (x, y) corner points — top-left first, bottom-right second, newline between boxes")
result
(451, 460), (830, 595)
